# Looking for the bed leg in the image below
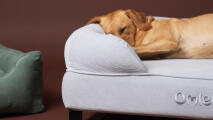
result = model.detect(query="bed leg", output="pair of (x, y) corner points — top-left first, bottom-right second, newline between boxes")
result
(69, 109), (82, 120)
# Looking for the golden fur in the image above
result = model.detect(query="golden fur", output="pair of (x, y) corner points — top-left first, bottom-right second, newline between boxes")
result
(87, 9), (213, 59)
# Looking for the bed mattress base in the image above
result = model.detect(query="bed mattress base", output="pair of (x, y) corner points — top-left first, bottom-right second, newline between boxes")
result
(62, 71), (213, 119)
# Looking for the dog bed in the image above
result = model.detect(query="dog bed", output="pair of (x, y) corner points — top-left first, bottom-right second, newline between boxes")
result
(0, 45), (44, 114)
(62, 21), (213, 119)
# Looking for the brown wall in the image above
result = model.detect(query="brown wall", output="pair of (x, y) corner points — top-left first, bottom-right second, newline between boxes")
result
(1, 0), (213, 117)
(1, 0), (213, 73)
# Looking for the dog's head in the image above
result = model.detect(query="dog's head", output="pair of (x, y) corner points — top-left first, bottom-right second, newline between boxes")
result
(87, 9), (154, 47)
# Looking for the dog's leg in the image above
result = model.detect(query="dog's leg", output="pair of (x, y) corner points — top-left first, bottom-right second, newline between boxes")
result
(133, 40), (180, 58)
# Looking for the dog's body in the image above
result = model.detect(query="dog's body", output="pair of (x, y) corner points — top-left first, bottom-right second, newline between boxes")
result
(136, 14), (213, 59)
(87, 10), (213, 59)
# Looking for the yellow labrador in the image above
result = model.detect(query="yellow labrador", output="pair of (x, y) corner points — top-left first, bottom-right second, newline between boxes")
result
(87, 9), (213, 59)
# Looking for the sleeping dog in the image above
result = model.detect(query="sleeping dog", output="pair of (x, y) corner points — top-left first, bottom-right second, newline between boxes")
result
(87, 9), (213, 59)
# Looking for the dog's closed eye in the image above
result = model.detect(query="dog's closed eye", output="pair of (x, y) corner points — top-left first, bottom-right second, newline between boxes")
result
(120, 26), (127, 34)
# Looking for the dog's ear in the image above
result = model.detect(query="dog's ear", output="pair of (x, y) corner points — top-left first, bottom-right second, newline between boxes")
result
(147, 16), (155, 24)
(125, 9), (152, 31)
(86, 16), (102, 25)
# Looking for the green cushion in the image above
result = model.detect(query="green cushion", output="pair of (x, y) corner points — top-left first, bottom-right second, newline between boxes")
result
(0, 68), (4, 77)
(0, 45), (44, 113)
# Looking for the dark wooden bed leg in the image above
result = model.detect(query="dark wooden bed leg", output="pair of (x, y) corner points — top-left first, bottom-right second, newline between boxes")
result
(69, 109), (82, 120)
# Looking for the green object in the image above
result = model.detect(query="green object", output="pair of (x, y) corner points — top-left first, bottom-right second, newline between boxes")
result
(0, 45), (44, 113)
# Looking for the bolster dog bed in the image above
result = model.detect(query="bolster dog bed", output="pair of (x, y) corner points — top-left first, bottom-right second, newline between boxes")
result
(0, 45), (44, 114)
(62, 18), (213, 119)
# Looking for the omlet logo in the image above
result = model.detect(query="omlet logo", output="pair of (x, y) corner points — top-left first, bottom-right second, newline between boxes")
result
(174, 92), (212, 106)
